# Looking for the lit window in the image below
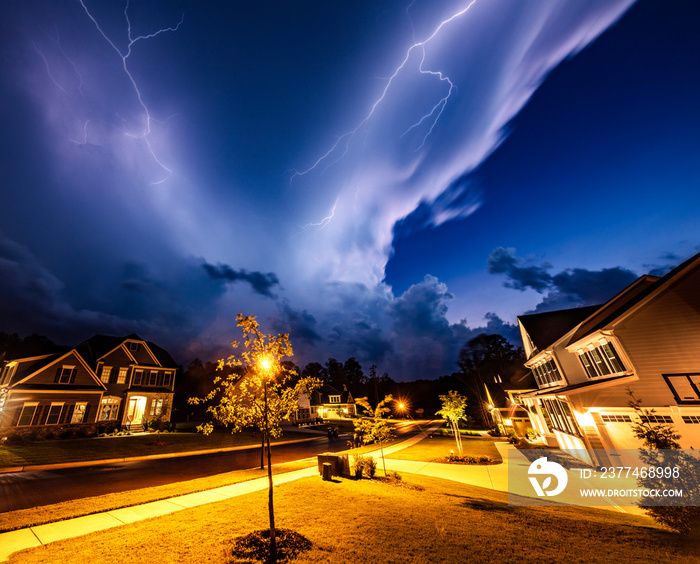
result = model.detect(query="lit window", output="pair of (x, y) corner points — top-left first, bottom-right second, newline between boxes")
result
(682, 415), (700, 424)
(99, 398), (121, 421)
(329, 395), (341, 403)
(117, 367), (128, 384)
(532, 359), (564, 387)
(71, 403), (87, 424)
(18, 403), (38, 426)
(59, 366), (76, 384)
(100, 366), (112, 383)
(149, 398), (167, 417)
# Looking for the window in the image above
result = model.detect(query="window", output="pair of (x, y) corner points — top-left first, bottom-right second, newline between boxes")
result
(162, 372), (171, 387)
(540, 398), (581, 437)
(71, 403), (87, 424)
(664, 374), (700, 404)
(149, 371), (158, 386)
(149, 398), (167, 417)
(46, 403), (65, 425)
(532, 359), (564, 387)
(59, 366), (76, 384)
(601, 414), (632, 423)
(133, 370), (143, 386)
(578, 342), (626, 379)
(328, 395), (341, 404)
(117, 367), (128, 384)
(18, 403), (38, 426)
(682, 415), (700, 424)
(128, 341), (140, 352)
(640, 414), (674, 424)
(0, 363), (17, 386)
(99, 398), (120, 421)
(100, 366), (112, 383)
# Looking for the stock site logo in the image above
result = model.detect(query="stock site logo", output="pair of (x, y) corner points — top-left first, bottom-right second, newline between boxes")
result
(528, 457), (568, 497)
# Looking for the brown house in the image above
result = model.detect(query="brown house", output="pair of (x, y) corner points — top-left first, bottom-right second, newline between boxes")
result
(0, 334), (178, 432)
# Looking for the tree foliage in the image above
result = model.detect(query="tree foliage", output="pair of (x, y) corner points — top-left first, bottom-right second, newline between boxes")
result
(354, 395), (395, 476)
(436, 390), (468, 455)
(456, 334), (524, 427)
(628, 391), (700, 535)
(189, 313), (320, 558)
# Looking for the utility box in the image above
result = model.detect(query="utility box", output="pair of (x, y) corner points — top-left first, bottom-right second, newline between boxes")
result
(317, 453), (350, 477)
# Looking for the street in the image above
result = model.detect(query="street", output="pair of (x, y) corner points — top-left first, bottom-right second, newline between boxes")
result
(0, 421), (427, 512)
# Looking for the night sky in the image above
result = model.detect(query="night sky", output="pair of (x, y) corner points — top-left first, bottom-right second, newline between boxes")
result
(1, 0), (698, 380)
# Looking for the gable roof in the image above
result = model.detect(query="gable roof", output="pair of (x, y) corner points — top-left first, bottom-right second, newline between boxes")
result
(74, 334), (178, 369)
(518, 305), (601, 353)
(313, 384), (353, 405)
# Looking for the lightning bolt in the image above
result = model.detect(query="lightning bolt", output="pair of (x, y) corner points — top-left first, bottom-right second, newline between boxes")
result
(301, 199), (338, 231)
(78, 0), (184, 185)
(291, 0), (477, 182)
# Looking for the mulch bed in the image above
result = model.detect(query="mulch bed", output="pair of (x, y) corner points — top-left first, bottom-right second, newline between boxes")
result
(229, 528), (312, 563)
(434, 455), (499, 465)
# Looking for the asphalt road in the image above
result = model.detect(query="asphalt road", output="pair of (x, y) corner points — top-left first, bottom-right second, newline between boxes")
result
(0, 421), (427, 513)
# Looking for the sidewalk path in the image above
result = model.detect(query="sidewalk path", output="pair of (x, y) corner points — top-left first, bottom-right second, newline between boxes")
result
(0, 422), (442, 562)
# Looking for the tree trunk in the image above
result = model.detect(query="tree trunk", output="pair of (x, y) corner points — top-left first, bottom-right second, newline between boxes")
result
(263, 379), (276, 561)
(266, 430), (276, 559)
(260, 434), (265, 469)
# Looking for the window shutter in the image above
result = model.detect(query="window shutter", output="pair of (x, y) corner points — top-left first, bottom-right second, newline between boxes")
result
(11, 406), (21, 426)
(64, 404), (75, 424)
(54, 366), (61, 383)
(31, 405), (44, 426)
(70, 368), (77, 384)
(83, 404), (91, 423)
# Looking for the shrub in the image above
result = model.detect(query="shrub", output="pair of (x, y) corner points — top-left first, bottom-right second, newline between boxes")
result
(353, 454), (377, 478)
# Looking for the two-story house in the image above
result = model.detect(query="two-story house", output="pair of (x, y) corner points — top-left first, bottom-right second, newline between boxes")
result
(0, 334), (178, 432)
(512, 252), (700, 466)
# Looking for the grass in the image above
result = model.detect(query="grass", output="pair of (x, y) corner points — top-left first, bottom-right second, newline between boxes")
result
(385, 434), (502, 462)
(0, 429), (313, 469)
(7, 473), (699, 564)
(0, 459), (315, 533)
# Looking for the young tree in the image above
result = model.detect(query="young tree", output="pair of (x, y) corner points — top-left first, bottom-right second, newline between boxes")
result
(189, 314), (320, 559)
(354, 395), (395, 476)
(628, 391), (700, 535)
(436, 391), (468, 456)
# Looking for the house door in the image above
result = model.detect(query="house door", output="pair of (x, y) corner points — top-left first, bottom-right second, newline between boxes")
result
(127, 396), (146, 426)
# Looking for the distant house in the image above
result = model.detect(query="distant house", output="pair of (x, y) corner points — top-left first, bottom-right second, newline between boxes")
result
(293, 384), (355, 422)
(510, 252), (700, 466)
(0, 334), (178, 432)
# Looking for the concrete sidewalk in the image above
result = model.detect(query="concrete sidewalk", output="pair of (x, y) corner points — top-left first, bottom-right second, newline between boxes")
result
(0, 422), (442, 562)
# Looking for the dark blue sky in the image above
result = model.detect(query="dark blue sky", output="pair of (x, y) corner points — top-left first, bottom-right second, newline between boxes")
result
(1, 0), (698, 380)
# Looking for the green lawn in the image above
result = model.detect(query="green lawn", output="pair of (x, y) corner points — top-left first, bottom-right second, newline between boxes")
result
(0, 429), (313, 469)
(7, 473), (698, 564)
(386, 434), (502, 462)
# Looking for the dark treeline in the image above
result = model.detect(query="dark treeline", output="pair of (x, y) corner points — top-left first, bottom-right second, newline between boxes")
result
(175, 334), (525, 428)
(1, 331), (524, 429)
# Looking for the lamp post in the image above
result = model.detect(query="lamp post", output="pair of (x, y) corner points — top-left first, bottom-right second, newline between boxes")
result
(258, 354), (276, 560)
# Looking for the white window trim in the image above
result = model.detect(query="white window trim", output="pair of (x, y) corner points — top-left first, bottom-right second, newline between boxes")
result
(117, 367), (128, 384)
(18, 402), (39, 426)
(46, 402), (65, 425)
(59, 365), (76, 384)
(71, 402), (88, 424)
(100, 365), (112, 383)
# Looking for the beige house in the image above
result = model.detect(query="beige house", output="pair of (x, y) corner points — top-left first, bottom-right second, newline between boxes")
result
(512, 253), (700, 466)
(0, 334), (178, 432)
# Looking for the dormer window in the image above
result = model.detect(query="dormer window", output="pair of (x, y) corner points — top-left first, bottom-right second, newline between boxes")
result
(579, 342), (626, 379)
(0, 363), (17, 386)
(128, 342), (140, 352)
(329, 395), (341, 403)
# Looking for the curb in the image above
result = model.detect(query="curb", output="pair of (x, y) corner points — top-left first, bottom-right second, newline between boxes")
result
(0, 435), (324, 474)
